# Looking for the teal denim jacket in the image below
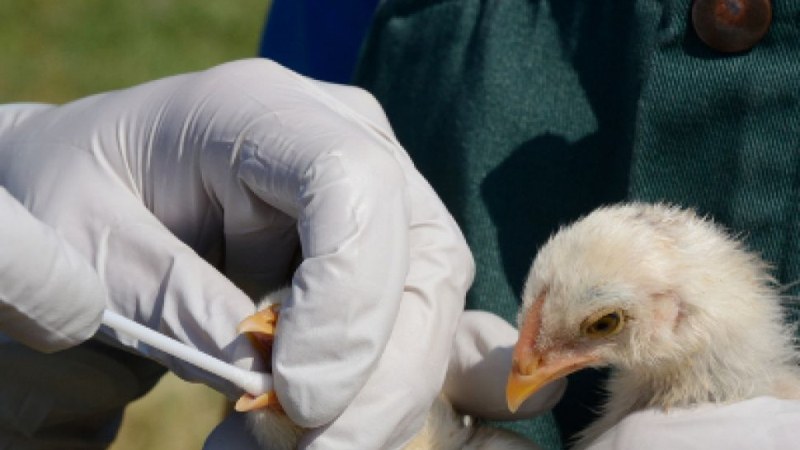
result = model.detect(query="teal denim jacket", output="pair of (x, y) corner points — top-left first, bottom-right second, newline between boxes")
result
(355, 1), (800, 447)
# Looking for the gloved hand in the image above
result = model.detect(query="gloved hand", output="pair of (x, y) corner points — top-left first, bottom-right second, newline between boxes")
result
(586, 396), (800, 449)
(0, 59), (474, 449)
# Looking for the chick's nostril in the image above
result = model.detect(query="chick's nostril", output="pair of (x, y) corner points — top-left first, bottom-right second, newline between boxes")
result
(512, 355), (541, 376)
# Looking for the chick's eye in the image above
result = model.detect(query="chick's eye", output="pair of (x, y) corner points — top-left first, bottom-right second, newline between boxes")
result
(581, 309), (625, 339)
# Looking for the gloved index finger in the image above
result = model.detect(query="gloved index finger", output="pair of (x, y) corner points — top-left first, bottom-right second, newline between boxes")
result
(296, 132), (477, 448)
(199, 60), (414, 427)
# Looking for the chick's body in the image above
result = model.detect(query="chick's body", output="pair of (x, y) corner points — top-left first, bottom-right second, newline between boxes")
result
(508, 203), (800, 448)
(244, 289), (537, 450)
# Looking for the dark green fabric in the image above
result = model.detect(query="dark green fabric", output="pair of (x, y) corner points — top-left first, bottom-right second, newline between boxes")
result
(354, 0), (799, 448)
(627, 3), (800, 318)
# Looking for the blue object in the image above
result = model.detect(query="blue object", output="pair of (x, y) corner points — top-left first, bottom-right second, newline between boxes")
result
(259, 0), (380, 84)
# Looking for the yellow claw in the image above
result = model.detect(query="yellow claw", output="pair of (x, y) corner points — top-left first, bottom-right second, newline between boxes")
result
(238, 304), (280, 336)
(235, 391), (283, 412)
(236, 304), (284, 412)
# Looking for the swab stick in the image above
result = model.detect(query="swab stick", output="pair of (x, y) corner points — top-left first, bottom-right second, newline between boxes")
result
(101, 310), (272, 396)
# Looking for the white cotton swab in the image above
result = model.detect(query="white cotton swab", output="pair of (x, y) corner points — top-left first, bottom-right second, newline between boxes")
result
(101, 309), (272, 397)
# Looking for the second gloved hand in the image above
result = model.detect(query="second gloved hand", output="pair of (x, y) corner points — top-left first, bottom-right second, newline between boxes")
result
(0, 59), (474, 449)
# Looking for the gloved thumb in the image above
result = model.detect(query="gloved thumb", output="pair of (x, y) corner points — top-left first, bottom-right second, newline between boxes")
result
(0, 187), (106, 352)
(444, 310), (566, 419)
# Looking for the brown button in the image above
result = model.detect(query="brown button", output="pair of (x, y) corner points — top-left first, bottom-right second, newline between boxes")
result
(692, 0), (772, 53)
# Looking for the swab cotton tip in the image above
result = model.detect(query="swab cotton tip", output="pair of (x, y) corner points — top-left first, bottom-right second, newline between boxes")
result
(101, 310), (272, 397)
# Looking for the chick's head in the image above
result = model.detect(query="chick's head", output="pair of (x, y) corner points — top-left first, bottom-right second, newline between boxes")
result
(507, 203), (775, 412)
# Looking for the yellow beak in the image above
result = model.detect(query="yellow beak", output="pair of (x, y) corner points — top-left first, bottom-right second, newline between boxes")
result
(506, 291), (598, 412)
(506, 350), (597, 413)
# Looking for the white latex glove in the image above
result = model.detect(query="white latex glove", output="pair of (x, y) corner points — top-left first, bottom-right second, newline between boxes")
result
(586, 396), (800, 449)
(0, 59), (474, 449)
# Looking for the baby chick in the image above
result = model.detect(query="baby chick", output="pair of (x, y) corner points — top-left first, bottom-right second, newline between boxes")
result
(506, 203), (800, 448)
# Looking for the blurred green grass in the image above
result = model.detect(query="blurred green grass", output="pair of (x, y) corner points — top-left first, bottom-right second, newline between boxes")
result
(0, 0), (270, 103)
(110, 374), (228, 450)
(0, 1), (270, 449)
